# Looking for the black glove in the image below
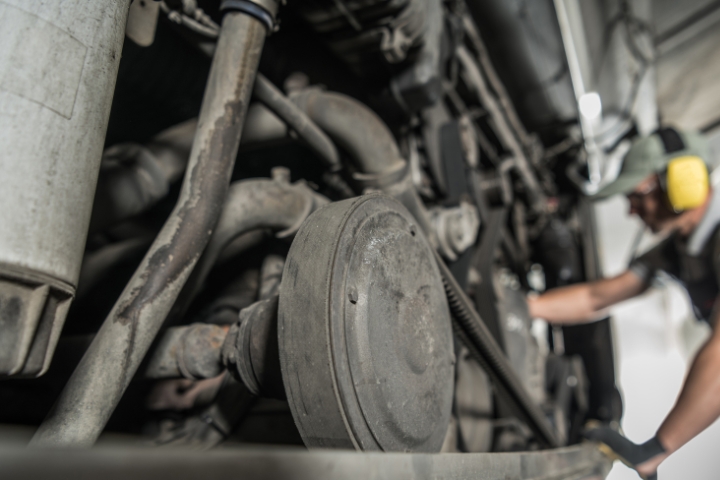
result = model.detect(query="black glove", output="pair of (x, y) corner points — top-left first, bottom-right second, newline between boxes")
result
(584, 426), (665, 480)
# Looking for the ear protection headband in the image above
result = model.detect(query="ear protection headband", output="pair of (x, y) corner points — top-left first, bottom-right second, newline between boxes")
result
(656, 128), (709, 212)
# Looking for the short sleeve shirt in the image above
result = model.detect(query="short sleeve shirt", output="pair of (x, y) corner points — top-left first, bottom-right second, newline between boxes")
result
(629, 191), (720, 322)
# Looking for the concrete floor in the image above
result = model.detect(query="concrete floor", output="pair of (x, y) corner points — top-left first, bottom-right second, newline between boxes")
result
(595, 191), (720, 479)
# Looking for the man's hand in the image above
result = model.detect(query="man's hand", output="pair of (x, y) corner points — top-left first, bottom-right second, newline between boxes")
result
(584, 425), (666, 480)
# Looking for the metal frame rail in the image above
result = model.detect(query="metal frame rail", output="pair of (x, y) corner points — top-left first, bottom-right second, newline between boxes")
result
(1, 444), (611, 480)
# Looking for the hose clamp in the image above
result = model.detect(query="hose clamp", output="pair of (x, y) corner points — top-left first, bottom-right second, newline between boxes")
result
(220, 0), (279, 32)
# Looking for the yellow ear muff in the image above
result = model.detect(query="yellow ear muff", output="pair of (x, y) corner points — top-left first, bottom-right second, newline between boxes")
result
(666, 155), (709, 211)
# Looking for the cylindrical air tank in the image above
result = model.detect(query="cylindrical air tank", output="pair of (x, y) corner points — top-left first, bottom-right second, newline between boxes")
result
(0, 0), (131, 376)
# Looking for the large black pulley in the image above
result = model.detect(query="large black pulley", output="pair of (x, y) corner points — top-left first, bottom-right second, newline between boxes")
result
(278, 194), (454, 451)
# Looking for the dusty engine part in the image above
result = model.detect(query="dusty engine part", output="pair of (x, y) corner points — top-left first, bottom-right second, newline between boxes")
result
(430, 200), (481, 261)
(145, 323), (228, 380)
(31, 8), (271, 448)
(435, 252), (560, 448)
(174, 173), (328, 317)
(294, 0), (427, 71)
(0, 0), (131, 378)
(290, 88), (438, 246)
(295, 0), (447, 112)
(279, 194), (454, 451)
(224, 295), (284, 399)
(254, 74), (342, 171)
(258, 255), (284, 300)
(455, 346), (494, 452)
(495, 269), (546, 405)
(146, 296), (284, 399)
(389, 0), (445, 112)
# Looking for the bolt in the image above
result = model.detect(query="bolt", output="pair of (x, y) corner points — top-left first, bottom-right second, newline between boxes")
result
(409, 225), (416, 236)
(348, 287), (358, 304)
(271, 166), (291, 184)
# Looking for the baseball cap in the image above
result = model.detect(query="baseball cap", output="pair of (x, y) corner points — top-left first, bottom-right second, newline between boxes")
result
(593, 128), (710, 199)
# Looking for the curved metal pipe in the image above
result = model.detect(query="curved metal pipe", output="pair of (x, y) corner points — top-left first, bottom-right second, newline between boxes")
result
(31, 11), (268, 448)
(290, 89), (437, 246)
(290, 89), (405, 176)
(175, 176), (327, 314)
(253, 74), (341, 171)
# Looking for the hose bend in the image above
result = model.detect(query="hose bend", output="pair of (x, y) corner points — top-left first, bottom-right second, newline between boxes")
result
(181, 176), (328, 306)
(290, 89), (436, 246)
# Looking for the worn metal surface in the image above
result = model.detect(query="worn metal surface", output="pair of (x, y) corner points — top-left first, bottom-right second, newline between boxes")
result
(30, 11), (267, 448)
(0, 443), (611, 480)
(435, 251), (560, 448)
(145, 324), (227, 380)
(0, 0), (130, 377)
(495, 271), (546, 406)
(0, 265), (73, 377)
(279, 194), (454, 451)
(455, 346), (494, 452)
(224, 295), (284, 398)
(0, 0), (130, 286)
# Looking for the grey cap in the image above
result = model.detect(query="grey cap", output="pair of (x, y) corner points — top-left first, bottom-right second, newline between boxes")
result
(593, 129), (710, 199)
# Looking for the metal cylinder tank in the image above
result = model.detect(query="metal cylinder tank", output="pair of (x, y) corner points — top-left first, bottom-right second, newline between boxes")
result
(0, 0), (131, 377)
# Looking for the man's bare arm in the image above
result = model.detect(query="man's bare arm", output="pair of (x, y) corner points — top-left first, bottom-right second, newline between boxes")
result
(636, 310), (720, 476)
(527, 270), (648, 325)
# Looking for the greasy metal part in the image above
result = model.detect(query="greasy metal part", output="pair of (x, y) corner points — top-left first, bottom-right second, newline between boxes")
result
(0, 443), (612, 480)
(145, 324), (228, 380)
(456, 46), (546, 209)
(31, 11), (266, 448)
(175, 177), (328, 315)
(434, 250), (560, 448)
(223, 296), (284, 399)
(0, 0), (131, 377)
(290, 88), (437, 245)
(279, 194), (454, 451)
(253, 74), (342, 171)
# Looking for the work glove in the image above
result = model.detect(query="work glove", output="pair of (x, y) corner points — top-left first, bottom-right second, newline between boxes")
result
(584, 425), (665, 480)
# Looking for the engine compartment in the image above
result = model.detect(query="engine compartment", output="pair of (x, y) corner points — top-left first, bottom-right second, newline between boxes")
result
(0, 0), (623, 456)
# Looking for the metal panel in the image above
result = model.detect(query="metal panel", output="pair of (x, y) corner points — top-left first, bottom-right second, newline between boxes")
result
(1, 444), (612, 480)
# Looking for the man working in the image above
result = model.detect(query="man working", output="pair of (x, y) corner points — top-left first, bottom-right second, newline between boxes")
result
(528, 128), (720, 479)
